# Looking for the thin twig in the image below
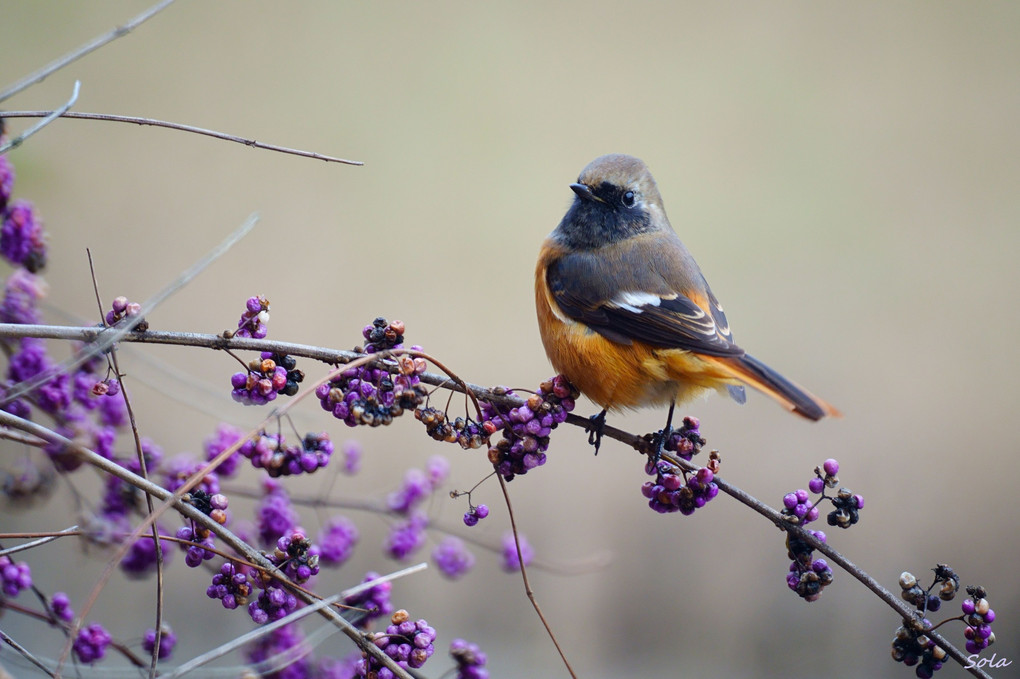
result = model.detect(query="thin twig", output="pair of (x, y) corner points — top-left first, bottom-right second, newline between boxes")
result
(497, 474), (577, 679)
(0, 111), (364, 165)
(0, 526), (79, 558)
(0, 629), (56, 678)
(86, 249), (165, 679)
(0, 0), (175, 104)
(0, 81), (80, 154)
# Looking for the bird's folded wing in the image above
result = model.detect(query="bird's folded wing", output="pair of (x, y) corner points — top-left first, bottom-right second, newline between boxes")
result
(546, 253), (745, 357)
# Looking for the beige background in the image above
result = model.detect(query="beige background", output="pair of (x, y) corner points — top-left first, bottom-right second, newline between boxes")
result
(1, 2), (1018, 677)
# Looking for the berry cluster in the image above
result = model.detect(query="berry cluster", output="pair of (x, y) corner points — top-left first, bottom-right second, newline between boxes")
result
(268, 529), (320, 584)
(890, 566), (997, 677)
(0, 153), (47, 272)
(317, 515), (359, 567)
(248, 582), (299, 625)
(176, 524), (217, 568)
(317, 318), (429, 427)
(142, 625), (177, 661)
(501, 531), (535, 572)
(962, 586), (996, 655)
(479, 376), (577, 481)
(450, 638), (490, 679)
(231, 295), (270, 339)
(230, 352), (302, 405)
(462, 503), (489, 527)
(432, 536), (475, 579)
(899, 565), (959, 616)
(73, 622), (113, 664)
(50, 592), (74, 623)
(104, 295), (148, 331)
(780, 459), (863, 530)
(238, 430), (334, 477)
(355, 609), (436, 677)
(891, 616), (944, 678)
(0, 554), (32, 596)
(641, 415), (707, 461)
(641, 459), (720, 515)
(415, 406), (489, 449)
(785, 529), (833, 601)
(207, 561), (253, 610)
(344, 571), (393, 629)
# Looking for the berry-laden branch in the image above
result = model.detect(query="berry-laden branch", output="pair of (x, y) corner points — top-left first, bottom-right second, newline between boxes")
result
(0, 308), (998, 679)
(0, 136), (997, 678)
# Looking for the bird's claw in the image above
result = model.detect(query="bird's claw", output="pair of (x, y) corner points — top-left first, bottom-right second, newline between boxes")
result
(586, 409), (607, 455)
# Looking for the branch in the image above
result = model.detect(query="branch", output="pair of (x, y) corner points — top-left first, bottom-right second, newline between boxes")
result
(0, 111), (363, 166)
(0, 0), (176, 104)
(0, 82), (80, 154)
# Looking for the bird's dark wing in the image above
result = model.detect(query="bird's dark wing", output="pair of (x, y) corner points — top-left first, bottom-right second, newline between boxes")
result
(546, 251), (745, 357)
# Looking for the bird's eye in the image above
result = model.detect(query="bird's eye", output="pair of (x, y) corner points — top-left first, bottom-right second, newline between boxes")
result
(622, 191), (636, 207)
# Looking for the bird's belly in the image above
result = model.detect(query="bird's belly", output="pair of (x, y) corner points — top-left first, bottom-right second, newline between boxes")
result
(538, 315), (719, 411)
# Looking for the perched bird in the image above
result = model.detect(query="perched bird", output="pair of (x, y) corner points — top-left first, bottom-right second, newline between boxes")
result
(535, 154), (839, 448)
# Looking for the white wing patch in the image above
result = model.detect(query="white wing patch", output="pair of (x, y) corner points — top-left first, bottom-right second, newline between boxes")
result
(609, 291), (664, 313)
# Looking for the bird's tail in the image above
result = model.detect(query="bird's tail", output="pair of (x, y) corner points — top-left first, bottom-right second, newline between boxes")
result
(715, 353), (841, 421)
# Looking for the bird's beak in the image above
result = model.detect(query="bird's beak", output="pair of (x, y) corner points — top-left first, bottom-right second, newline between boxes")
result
(569, 183), (602, 203)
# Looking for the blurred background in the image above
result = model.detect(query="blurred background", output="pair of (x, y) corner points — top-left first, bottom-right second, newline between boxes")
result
(1, 2), (1018, 677)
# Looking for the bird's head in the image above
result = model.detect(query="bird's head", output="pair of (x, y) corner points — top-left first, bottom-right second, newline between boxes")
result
(554, 154), (669, 250)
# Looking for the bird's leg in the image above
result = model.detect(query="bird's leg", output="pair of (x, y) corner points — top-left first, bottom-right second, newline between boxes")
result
(585, 408), (608, 455)
(649, 399), (677, 466)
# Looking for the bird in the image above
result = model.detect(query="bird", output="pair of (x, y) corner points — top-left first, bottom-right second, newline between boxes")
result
(534, 154), (839, 451)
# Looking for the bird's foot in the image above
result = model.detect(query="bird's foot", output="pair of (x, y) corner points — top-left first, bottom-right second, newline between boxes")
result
(646, 424), (674, 469)
(585, 409), (608, 455)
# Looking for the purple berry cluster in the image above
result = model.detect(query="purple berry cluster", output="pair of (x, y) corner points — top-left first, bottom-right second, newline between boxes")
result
(432, 536), (475, 579)
(268, 528), (320, 584)
(961, 586), (996, 655)
(73, 622), (113, 664)
(781, 459), (863, 530)
(0, 554), (32, 596)
(176, 524), (217, 568)
(462, 503), (489, 527)
(204, 422), (244, 477)
(245, 623), (312, 678)
(50, 592), (74, 623)
(248, 582), (299, 625)
(1, 267), (46, 325)
(207, 560), (254, 610)
(1, 197), (47, 273)
(641, 459), (720, 515)
(317, 515), (359, 567)
(317, 318), (429, 427)
(785, 529), (833, 601)
(356, 609), (436, 677)
(642, 415), (707, 461)
(238, 430), (334, 477)
(232, 295), (270, 339)
(344, 571), (393, 629)
(450, 638), (490, 679)
(501, 531), (535, 572)
(230, 352), (302, 405)
(479, 375), (577, 481)
(142, 625), (177, 661)
(104, 295), (148, 331)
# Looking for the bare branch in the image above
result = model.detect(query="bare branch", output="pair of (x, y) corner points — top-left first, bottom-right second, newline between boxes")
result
(0, 0), (176, 104)
(0, 110), (364, 165)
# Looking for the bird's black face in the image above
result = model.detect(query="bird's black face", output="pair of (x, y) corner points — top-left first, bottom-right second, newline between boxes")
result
(554, 179), (653, 251)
